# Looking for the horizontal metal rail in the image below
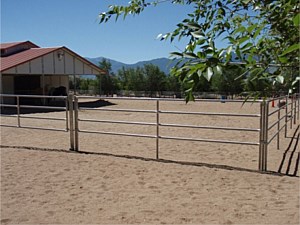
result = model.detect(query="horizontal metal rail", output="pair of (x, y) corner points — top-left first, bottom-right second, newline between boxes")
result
(0, 104), (17, 108)
(268, 124), (286, 145)
(78, 129), (156, 138)
(79, 107), (156, 113)
(79, 118), (156, 126)
(0, 124), (67, 132)
(77, 95), (264, 103)
(78, 129), (259, 146)
(268, 114), (286, 131)
(20, 115), (66, 121)
(0, 114), (18, 118)
(268, 107), (282, 116)
(19, 125), (68, 132)
(160, 123), (260, 132)
(0, 124), (19, 128)
(0, 94), (67, 99)
(271, 96), (289, 101)
(160, 135), (260, 146)
(160, 110), (260, 117)
(19, 105), (66, 110)
(0, 104), (66, 110)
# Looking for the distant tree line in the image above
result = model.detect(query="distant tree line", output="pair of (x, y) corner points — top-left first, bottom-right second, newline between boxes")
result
(69, 59), (296, 98)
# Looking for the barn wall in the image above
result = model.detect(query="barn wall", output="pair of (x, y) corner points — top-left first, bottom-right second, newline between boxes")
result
(1, 49), (101, 76)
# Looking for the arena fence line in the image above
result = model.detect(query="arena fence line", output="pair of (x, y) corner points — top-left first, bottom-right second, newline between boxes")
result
(1, 93), (299, 172)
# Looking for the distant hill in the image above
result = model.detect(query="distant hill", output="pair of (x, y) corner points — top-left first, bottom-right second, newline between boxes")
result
(85, 53), (249, 79)
(85, 56), (180, 75)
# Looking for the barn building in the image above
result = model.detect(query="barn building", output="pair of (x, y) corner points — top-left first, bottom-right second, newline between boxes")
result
(0, 41), (104, 103)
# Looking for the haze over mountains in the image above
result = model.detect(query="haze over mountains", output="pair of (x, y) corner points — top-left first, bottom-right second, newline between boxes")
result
(85, 57), (179, 75)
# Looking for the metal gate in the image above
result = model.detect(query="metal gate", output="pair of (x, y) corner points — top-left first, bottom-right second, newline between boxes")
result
(1, 93), (299, 172)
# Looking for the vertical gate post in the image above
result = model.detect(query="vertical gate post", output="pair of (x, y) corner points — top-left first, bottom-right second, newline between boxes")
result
(290, 96), (293, 129)
(294, 94), (297, 124)
(17, 96), (20, 127)
(156, 100), (160, 159)
(277, 99), (280, 150)
(259, 101), (268, 171)
(74, 96), (79, 151)
(264, 101), (269, 171)
(285, 96), (288, 138)
(68, 94), (75, 151)
(296, 94), (300, 120)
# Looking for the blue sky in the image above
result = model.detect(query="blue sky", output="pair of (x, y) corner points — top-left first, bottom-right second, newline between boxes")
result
(1, 0), (195, 64)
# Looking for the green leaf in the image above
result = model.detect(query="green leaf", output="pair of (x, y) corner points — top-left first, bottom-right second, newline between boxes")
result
(185, 91), (195, 103)
(170, 52), (183, 57)
(216, 65), (222, 74)
(197, 69), (202, 77)
(275, 75), (284, 84)
(187, 22), (201, 30)
(280, 43), (300, 56)
(293, 13), (300, 26)
(204, 67), (213, 81)
(232, 26), (246, 35)
(278, 56), (288, 63)
(238, 36), (250, 44)
(183, 52), (197, 58)
(247, 24), (257, 33)
(292, 76), (300, 86)
(253, 25), (264, 39)
(191, 31), (205, 39)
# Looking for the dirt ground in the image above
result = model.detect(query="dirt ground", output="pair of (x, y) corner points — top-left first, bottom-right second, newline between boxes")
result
(1, 98), (299, 224)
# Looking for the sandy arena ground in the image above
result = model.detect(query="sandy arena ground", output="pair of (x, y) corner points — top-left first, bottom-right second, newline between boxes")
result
(1, 98), (299, 224)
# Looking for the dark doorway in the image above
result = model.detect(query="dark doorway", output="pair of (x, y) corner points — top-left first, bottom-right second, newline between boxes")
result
(14, 75), (41, 104)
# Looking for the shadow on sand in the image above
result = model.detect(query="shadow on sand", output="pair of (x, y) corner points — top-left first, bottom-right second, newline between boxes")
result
(1, 144), (297, 178)
(0, 99), (115, 115)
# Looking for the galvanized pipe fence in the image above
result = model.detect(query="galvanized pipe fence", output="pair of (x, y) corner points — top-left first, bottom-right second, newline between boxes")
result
(1, 93), (299, 172)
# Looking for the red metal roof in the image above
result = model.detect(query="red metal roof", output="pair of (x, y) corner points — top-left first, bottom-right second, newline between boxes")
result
(1, 47), (60, 72)
(0, 41), (105, 74)
(0, 41), (39, 50)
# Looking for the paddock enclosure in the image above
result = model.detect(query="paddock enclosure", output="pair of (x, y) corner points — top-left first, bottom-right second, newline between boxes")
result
(1, 94), (299, 173)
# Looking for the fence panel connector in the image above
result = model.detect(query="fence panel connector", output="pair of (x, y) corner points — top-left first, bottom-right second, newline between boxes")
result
(74, 96), (79, 151)
(259, 101), (268, 171)
(68, 94), (75, 151)
(156, 100), (159, 159)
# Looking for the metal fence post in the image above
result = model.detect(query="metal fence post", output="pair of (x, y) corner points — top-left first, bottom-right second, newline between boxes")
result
(296, 93), (300, 120)
(285, 96), (288, 138)
(17, 96), (20, 127)
(259, 101), (268, 171)
(74, 96), (79, 151)
(68, 94), (75, 151)
(277, 99), (280, 150)
(290, 96), (293, 129)
(294, 94), (297, 124)
(259, 102), (264, 171)
(156, 99), (160, 159)
(264, 101), (269, 171)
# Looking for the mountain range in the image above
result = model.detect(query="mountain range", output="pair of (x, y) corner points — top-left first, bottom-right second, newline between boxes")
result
(85, 57), (179, 75)
(85, 53), (244, 78)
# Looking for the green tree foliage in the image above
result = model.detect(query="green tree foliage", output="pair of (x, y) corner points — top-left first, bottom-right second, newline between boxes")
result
(117, 64), (168, 95)
(144, 64), (167, 96)
(99, 0), (300, 101)
(211, 65), (244, 97)
(98, 58), (119, 95)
